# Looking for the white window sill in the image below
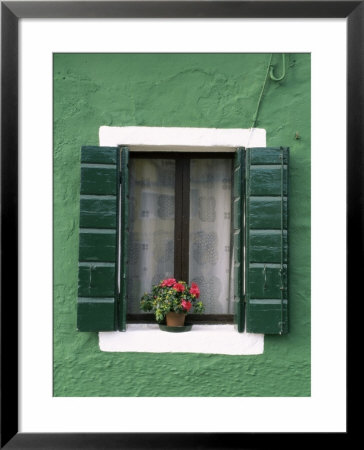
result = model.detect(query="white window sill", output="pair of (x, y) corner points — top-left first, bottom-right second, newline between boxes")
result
(99, 324), (264, 355)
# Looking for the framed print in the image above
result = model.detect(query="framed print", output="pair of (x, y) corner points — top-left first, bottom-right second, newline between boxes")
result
(1, 1), (358, 448)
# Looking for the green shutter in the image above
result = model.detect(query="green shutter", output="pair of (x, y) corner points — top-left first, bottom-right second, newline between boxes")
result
(119, 147), (129, 331)
(77, 146), (120, 332)
(245, 147), (289, 334)
(233, 148), (245, 332)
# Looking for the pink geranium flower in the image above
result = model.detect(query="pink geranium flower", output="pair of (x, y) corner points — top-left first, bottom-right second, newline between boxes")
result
(173, 282), (185, 292)
(181, 299), (192, 312)
(189, 282), (200, 298)
(161, 278), (176, 287)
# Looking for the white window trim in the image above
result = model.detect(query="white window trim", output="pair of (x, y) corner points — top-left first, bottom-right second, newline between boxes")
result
(98, 126), (266, 355)
(100, 125), (265, 149)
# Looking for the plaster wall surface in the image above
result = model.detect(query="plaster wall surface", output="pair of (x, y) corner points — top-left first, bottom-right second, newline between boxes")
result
(53, 53), (311, 397)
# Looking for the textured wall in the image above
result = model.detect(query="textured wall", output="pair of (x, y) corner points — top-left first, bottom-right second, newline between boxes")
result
(53, 53), (310, 396)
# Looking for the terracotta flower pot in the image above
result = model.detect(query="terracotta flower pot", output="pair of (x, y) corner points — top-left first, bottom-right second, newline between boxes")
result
(166, 312), (186, 327)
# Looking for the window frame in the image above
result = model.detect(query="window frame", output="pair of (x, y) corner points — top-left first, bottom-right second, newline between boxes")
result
(126, 151), (235, 325)
(96, 125), (267, 339)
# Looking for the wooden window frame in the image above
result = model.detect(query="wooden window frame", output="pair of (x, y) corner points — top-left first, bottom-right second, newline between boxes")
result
(127, 151), (235, 324)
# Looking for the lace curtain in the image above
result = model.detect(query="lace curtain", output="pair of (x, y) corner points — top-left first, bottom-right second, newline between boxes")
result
(127, 157), (232, 314)
(127, 159), (176, 314)
(189, 159), (232, 314)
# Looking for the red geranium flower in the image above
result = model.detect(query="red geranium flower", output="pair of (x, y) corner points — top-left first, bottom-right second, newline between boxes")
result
(181, 299), (192, 311)
(173, 283), (185, 292)
(189, 282), (200, 298)
(161, 278), (176, 287)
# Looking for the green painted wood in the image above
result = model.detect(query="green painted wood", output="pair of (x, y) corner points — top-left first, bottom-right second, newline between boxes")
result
(77, 146), (120, 332)
(81, 166), (118, 195)
(246, 147), (289, 335)
(233, 231), (241, 262)
(81, 146), (118, 164)
(77, 297), (116, 332)
(233, 198), (242, 230)
(78, 230), (117, 262)
(232, 148), (244, 332)
(80, 197), (117, 229)
(246, 300), (288, 335)
(119, 147), (129, 331)
(249, 197), (288, 229)
(248, 264), (287, 299)
(249, 166), (288, 196)
(249, 147), (289, 165)
(78, 264), (116, 297)
(249, 230), (288, 263)
(233, 163), (242, 198)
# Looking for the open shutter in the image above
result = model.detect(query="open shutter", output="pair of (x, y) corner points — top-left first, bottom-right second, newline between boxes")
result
(118, 147), (129, 331)
(245, 147), (289, 334)
(77, 146), (120, 331)
(233, 148), (245, 332)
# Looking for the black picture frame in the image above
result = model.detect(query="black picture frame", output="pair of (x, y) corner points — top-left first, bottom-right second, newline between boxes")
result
(1, 1), (357, 448)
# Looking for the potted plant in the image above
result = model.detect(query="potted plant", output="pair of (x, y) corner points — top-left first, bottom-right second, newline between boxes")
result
(140, 278), (204, 330)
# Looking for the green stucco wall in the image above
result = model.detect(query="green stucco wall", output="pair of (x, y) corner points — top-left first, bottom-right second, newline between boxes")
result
(53, 53), (310, 397)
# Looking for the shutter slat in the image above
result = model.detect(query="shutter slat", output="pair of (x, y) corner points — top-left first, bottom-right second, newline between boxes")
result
(78, 265), (116, 297)
(249, 197), (288, 229)
(233, 148), (245, 332)
(246, 147), (289, 335)
(81, 166), (118, 195)
(77, 146), (120, 332)
(246, 301), (288, 335)
(79, 230), (117, 262)
(249, 166), (288, 196)
(249, 147), (289, 165)
(81, 146), (118, 164)
(77, 298), (116, 333)
(80, 197), (117, 228)
(249, 230), (288, 263)
(249, 265), (287, 299)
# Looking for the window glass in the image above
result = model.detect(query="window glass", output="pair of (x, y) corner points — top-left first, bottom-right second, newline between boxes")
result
(189, 159), (233, 314)
(127, 158), (175, 314)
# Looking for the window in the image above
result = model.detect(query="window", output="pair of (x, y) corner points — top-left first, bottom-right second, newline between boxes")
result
(77, 142), (288, 336)
(126, 152), (234, 325)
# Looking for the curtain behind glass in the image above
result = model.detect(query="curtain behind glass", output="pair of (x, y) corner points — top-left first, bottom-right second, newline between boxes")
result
(189, 159), (232, 314)
(127, 159), (175, 314)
